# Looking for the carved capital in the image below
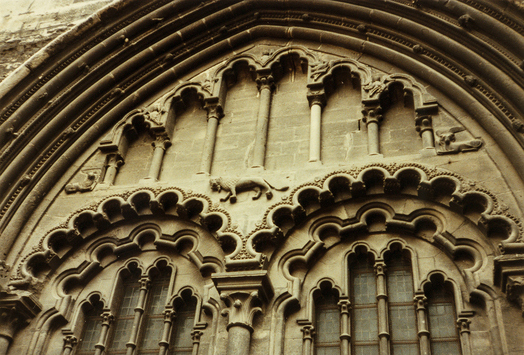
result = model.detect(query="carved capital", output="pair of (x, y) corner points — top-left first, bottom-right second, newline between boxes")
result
(152, 134), (171, 150)
(457, 318), (471, 334)
(255, 74), (275, 92)
(220, 291), (262, 332)
(362, 106), (383, 125)
(139, 277), (152, 291)
(301, 324), (315, 340)
(0, 292), (41, 340)
(415, 115), (433, 134)
(204, 102), (224, 121)
(191, 329), (203, 344)
(338, 298), (351, 314)
(414, 292), (427, 310)
(63, 334), (78, 350)
(307, 89), (327, 108)
(106, 153), (124, 168)
(213, 271), (272, 331)
(101, 311), (115, 326)
(163, 307), (175, 322)
(374, 261), (387, 276)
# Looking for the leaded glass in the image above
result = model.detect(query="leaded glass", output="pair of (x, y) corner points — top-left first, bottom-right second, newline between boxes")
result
(428, 303), (456, 338)
(109, 284), (140, 353)
(392, 344), (420, 355)
(431, 341), (461, 355)
(387, 270), (414, 303)
(77, 317), (101, 353)
(315, 292), (340, 355)
(389, 306), (417, 341)
(353, 272), (376, 305)
(354, 308), (378, 342)
(354, 345), (380, 355)
(170, 299), (196, 355)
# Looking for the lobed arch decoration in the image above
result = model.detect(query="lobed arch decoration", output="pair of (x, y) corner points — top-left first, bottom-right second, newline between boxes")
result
(9, 187), (239, 292)
(2, 0), (524, 262)
(249, 162), (522, 259)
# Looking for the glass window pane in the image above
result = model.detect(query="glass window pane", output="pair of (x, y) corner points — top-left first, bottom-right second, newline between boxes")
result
(390, 305), (417, 341)
(392, 344), (419, 355)
(316, 308), (340, 343)
(355, 345), (379, 355)
(428, 303), (456, 338)
(354, 273), (377, 305)
(431, 341), (461, 355)
(110, 318), (134, 350)
(354, 308), (378, 342)
(78, 318), (100, 351)
(120, 285), (140, 317)
(140, 317), (164, 350)
(387, 269), (414, 303)
(149, 284), (169, 315)
(316, 346), (340, 355)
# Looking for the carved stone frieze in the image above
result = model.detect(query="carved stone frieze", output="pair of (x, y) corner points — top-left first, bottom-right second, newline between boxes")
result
(435, 127), (483, 154)
(210, 177), (289, 203)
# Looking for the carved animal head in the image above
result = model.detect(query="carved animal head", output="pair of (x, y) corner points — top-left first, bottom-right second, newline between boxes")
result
(209, 178), (221, 192)
(437, 132), (456, 146)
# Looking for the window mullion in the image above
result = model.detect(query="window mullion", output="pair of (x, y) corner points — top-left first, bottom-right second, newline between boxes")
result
(94, 311), (115, 355)
(300, 324), (314, 355)
(125, 277), (151, 355)
(374, 261), (390, 355)
(338, 298), (351, 355)
(159, 307), (175, 355)
(414, 292), (430, 355)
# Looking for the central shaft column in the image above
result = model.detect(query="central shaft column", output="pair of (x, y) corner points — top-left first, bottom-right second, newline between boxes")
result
(213, 271), (273, 355)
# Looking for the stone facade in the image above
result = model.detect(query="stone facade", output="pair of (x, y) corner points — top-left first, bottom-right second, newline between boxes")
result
(1, 1), (524, 355)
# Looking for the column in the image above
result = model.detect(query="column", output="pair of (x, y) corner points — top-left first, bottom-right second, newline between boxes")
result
(103, 153), (124, 185)
(416, 115), (434, 149)
(191, 330), (203, 355)
(158, 308), (174, 355)
(0, 294), (41, 355)
(457, 316), (473, 355)
(301, 325), (314, 355)
(338, 298), (351, 355)
(221, 292), (262, 355)
(125, 277), (151, 355)
(374, 261), (389, 355)
(94, 311), (114, 355)
(414, 292), (430, 355)
(199, 102), (223, 174)
(307, 91), (326, 163)
(252, 73), (275, 168)
(362, 106), (383, 156)
(146, 134), (170, 181)
(61, 334), (77, 355)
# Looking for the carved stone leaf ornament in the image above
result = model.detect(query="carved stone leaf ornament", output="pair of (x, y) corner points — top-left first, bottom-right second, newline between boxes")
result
(210, 177), (289, 203)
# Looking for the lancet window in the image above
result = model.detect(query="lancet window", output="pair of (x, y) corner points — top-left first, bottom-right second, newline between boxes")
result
(75, 262), (201, 355)
(311, 247), (463, 355)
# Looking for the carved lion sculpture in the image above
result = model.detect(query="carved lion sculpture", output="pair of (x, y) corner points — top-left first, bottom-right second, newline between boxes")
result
(210, 177), (289, 203)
